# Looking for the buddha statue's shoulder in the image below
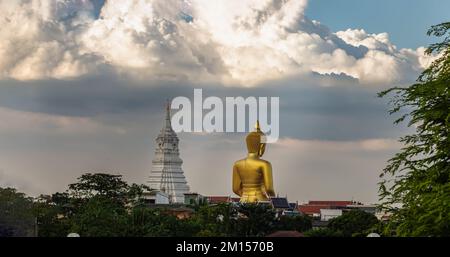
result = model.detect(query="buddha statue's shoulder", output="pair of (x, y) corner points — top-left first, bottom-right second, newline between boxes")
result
(234, 158), (271, 166)
(257, 158), (272, 166)
(233, 159), (246, 166)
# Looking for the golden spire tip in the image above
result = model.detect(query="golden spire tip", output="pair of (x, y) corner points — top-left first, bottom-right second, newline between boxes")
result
(255, 120), (261, 131)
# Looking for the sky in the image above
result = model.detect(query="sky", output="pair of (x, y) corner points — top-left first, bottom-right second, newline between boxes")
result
(0, 0), (446, 204)
(306, 0), (450, 49)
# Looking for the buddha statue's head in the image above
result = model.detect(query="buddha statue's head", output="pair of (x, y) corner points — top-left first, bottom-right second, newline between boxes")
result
(246, 121), (266, 157)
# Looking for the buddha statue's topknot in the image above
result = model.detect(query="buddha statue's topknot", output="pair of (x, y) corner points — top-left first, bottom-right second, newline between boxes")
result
(246, 121), (266, 155)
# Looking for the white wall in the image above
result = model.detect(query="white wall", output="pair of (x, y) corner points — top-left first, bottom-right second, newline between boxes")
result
(156, 192), (170, 204)
(320, 209), (342, 221)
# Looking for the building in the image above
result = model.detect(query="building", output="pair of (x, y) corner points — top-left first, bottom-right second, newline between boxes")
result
(141, 190), (170, 205)
(298, 205), (323, 218)
(271, 197), (290, 209)
(269, 197), (300, 216)
(375, 211), (392, 221)
(320, 209), (343, 221)
(308, 200), (355, 206)
(184, 193), (207, 205)
(162, 207), (195, 219)
(285, 202), (301, 216)
(266, 231), (304, 237)
(271, 197), (290, 215)
(148, 102), (190, 203)
(346, 204), (377, 215)
(298, 200), (355, 218)
(298, 200), (377, 222)
(206, 196), (232, 204)
(203, 196), (243, 205)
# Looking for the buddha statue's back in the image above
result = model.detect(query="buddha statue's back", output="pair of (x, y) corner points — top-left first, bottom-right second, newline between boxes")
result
(232, 121), (275, 203)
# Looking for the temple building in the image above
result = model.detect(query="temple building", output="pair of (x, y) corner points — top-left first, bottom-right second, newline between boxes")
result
(148, 102), (190, 203)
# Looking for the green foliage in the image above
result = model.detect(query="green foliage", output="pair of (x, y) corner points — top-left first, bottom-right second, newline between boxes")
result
(34, 173), (155, 237)
(191, 203), (237, 236)
(304, 228), (344, 237)
(0, 174), (314, 237)
(233, 204), (277, 237)
(327, 210), (379, 237)
(303, 210), (379, 237)
(125, 207), (158, 236)
(32, 195), (71, 237)
(68, 173), (129, 200)
(378, 22), (450, 237)
(0, 188), (35, 236)
(274, 215), (312, 232)
(69, 196), (128, 237)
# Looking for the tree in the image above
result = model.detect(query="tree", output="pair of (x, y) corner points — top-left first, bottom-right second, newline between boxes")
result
(67, 173), (152, 208)
(32, 195), (72, 237)
(69, 196), (128, 237)
(33, 173), (154, 237)
(327, 209), (379, 237)
(233, 203), (277, 237)
(124, 206), (202, 237)
(0, 187), (35, 237)
(68, 173), (129, 200)
(191, 203), (238, 236)
(378, 22), (450, 236)
(274, 215), (312, 233)
(304, 228), (344, 237)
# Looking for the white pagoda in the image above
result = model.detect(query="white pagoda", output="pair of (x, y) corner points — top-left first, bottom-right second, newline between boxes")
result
(148, 102), (190, 203)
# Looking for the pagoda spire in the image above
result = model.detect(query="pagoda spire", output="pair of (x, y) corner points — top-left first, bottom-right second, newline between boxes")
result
(165, 99), (172, 128)
(148, 101), (190, 203)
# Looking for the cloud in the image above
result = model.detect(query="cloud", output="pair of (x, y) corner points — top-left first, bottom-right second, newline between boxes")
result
(0, 0), (434, 85)
(0, 106), (125, 135)
(0, 0), (108, 80)
(80, 0), (228, 82)
(0, 76), (411, 141)
(0, 169), (39, 194)
(274, 137), (401, 152)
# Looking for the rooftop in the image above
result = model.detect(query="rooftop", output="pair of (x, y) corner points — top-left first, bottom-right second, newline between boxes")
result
(266, 231), (304, 237)
(207, 196), (231, 204)
(308, 200), (355, 206)
(270, 197), (290, 209)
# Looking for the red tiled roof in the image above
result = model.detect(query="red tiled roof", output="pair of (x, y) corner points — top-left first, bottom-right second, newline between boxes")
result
(266, 231), (304, 237)
(298, 205), (329, 215)
(298, 200), (356, 215)
(308, 200), (353, 206)
(207, 196), (231, 203)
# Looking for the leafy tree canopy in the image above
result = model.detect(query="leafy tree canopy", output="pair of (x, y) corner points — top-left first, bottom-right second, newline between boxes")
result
(0, 187), (35, 236)
(327, 209), (379, 237)
(68, 173), (129, 199)
(378, 22), (450, 236)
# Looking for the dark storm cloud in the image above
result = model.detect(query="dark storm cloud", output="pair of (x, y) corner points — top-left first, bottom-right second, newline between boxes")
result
(0, 76), (191, 117)
(0, 71), (407, 141)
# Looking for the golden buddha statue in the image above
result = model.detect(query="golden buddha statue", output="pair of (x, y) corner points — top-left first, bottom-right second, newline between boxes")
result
(232, 121), (275, 203)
